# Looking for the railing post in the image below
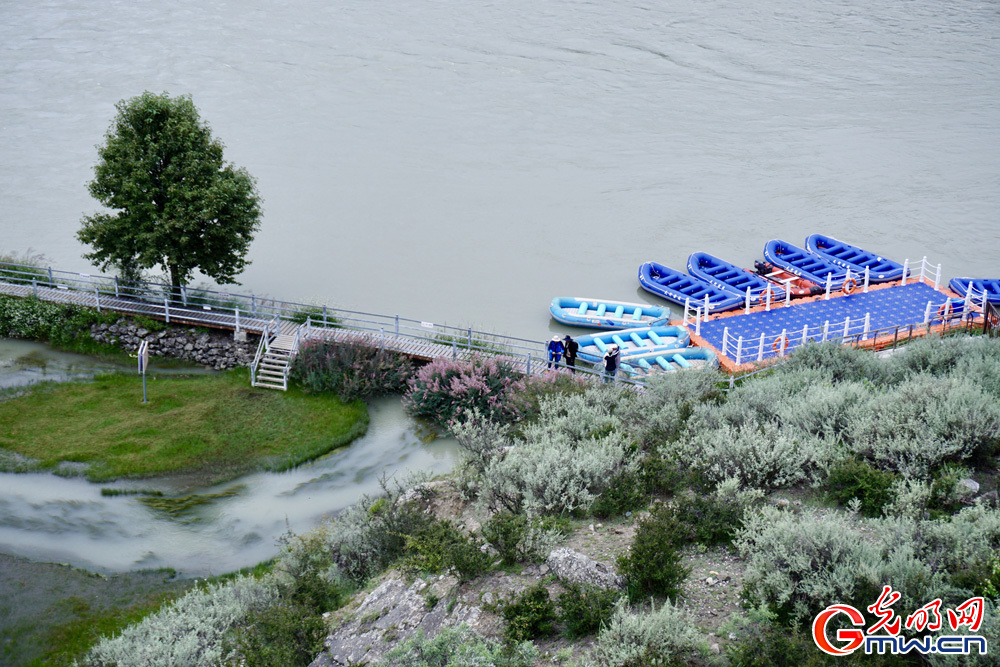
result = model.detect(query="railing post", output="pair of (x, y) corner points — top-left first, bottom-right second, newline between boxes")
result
(467, 327), (473, 350)
(893, 326), (899, 348)
(395, 315), (400, 337)
(920, 256), (927, 283)
(736, 336), (743, 365)
(934, 262), (941, 290)
(703, 295), (710, 319)
(923, 300), (932, 324)
(863, 313), (870, 340)
(766, 286), (772, 312)
(744, 288), (751, 314)
(235, 307), (241, 332)
(801, 324), (808, 346)
(251, 295), (257, 316)
(842, 317), (850, 339)
(863, 267), (870, 294)
(47, 267), (53, 284)
(32, 279), (37, 298)
(323, 306), (328, 328)
(722, 327), (729, 356)
(785, 282), (791, 307)
(822, 320), (829, 341)
(780, 328), (787, 356)
(452, 339), (457, 359)
(825, 273), (832, 300)
(165, 297), (170, 324)
(901, 259), (909, 285)
(95, 288), (101, 312)
(757, 332), (765, 361)
(695, 308), (702, 336)
(526, 353), (531, 376)
(181, 286), (188, 307)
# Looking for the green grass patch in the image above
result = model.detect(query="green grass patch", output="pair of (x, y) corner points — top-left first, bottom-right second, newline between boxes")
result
(0, 369), (368, 483)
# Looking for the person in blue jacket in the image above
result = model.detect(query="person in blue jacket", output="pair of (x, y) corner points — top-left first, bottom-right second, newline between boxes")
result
(547, 335), (564, 369)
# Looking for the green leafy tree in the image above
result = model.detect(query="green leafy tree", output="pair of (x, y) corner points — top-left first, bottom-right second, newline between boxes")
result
(78, 91), (262, 290)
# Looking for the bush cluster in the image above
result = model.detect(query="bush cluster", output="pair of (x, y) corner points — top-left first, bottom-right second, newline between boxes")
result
(827, 458), (899, 518)
(616, 503), (690, 603)
(586, 598), (705, 667)
(403, 355), (527, 427)
(381, 624), (537, 667)
(498, 583), (557, 642)
(557, 583), (622, 639)
(402, 518), (493, 581)
(292, 338), (413, 400)
(0, 295), (116, 350)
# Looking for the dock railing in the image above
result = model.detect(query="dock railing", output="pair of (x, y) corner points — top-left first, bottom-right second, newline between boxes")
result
(0, 260), (644, 387)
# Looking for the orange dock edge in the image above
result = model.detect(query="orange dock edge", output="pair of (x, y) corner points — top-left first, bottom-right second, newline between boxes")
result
(674, 276), (972, 375)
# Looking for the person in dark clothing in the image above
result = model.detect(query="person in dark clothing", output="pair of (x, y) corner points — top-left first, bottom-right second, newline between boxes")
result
(602, 344), (620, 383)
(547, 335), (564, 369)
(563, 335), (579, 372)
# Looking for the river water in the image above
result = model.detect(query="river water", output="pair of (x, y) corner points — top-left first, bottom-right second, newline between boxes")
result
(1, 0), (997, 339)
(0, 344), (457, 575)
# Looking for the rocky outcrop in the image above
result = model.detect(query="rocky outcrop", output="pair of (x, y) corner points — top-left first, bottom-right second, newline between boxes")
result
(90, 319), (258, 370)
(546, 547), (624, 590)
(309, 575), (485, 667)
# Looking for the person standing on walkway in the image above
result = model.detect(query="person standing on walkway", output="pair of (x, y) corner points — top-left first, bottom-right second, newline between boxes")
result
(547, 335), (564, 369)
(602, 344), (620, 383)
(563, 335), (579, 372)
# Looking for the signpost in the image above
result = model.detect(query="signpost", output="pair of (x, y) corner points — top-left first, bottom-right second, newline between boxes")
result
(137, 340), (149, 403)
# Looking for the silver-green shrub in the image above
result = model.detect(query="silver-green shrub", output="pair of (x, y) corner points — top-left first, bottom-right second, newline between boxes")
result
(78, 575), (277, 667)
(845, 374), (1000, 477)
(454, 387), (638, 516)
(381, 624), (536, 667)
(618, 369), (721, 447)
(736, 506), (884, 624)
(584, 598), (706, 667)
(678, 419), (831, 489)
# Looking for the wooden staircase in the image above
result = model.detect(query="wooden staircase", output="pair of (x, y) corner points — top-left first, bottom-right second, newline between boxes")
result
(251, 325), (300, 390)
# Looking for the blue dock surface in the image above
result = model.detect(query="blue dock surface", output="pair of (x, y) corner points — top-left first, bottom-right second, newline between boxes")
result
(698, 282), (951, 362)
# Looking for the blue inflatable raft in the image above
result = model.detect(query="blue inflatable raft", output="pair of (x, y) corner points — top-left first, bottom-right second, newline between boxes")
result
(949, 278), (1000, 305)
(638, 262), (744, 314)
(687, 252), (785, 304)
(763, 239), (848, 290)
(805, 234), (907, 283)
(549, 297), (671, 330)
(621, 347), (718, 376)
(574, 325), (691, 363)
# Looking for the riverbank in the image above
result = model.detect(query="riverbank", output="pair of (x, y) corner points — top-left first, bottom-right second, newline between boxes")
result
(0, 369), (369, 484)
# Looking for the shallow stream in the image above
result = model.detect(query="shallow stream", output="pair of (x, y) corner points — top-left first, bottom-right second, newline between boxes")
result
(0, 341), (458, 575)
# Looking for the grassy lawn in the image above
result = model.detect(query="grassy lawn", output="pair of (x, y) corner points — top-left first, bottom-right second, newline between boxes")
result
(0, 369), (368, 483)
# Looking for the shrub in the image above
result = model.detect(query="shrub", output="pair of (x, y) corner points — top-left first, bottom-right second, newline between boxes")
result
(678, 418), (828, 490)
(781, 340), (890, 386)
(845, 374), (1000, 477)
(321, 477), (437, 584)
(677, 482), (758, 547)
(403, 355), (526, 427)
(827, 458), (899, 518)
(0, 295), (116, 350)
(557, 583), (622, 638)
(499, 583), (557, 642)
(457, 389), (639, 516)
(617, 503), (690, 603)
(79, 575), (278, 667)
(590, 466), (649, 519)
(587, 598), (705, 667)
(481, 511), (528, 566)
(402, 518), (493, 581)
(736, 507), (883, 625)
(381, 624), (537, 667)
(292, 338), (413, 400)
(619, 369), (722, 448)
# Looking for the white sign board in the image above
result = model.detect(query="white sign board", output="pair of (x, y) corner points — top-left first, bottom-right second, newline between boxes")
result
(138, 341), (149, 375)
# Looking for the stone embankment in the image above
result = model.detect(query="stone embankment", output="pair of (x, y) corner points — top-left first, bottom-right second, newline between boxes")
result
(90, 319), (259, 370)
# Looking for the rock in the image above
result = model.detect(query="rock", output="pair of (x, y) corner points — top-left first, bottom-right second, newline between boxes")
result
(546, 547), (624, 590)
(309, 576), (479, 667)
(711, 643), (721, 654)
(959, 478), (980, 495)
(706, 577), (717, 586)
(978, 490), (999, 507)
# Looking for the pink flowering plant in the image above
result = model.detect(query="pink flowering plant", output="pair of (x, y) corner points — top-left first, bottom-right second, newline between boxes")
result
(403, 355), (528, 427)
